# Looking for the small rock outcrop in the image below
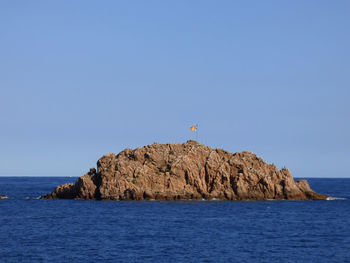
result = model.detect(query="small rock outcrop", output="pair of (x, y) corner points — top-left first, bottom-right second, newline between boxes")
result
(0, 195), (8, 199)
(41, 141), (327, 201)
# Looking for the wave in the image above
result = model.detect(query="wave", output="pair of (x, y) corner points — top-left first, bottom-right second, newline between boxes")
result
(326, 196), (347, 200)
(24, 196), (41, 200)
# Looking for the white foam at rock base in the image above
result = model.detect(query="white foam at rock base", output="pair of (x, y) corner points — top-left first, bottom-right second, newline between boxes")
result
(326, 196), (346, 200)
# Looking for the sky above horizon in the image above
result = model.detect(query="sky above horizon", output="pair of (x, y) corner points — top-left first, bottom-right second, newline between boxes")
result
(1, 1), (349, 178)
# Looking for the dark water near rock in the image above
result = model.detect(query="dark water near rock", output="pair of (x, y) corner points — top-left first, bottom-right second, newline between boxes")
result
(0, 177), (349, 263)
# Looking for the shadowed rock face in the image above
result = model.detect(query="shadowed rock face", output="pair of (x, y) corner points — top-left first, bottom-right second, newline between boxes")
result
(41, 141), (327, 201)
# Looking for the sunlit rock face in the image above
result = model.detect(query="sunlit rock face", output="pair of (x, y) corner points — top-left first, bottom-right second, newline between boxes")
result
(41, 141), (327, 201)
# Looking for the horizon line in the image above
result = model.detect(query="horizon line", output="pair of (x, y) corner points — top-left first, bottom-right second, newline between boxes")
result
(0, 175), (349, 179)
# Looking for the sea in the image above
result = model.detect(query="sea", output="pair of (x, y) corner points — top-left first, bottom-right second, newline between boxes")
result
(0, 177), (349, 263)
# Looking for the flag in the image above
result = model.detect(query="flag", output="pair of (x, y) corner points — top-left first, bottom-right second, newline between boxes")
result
(190, 124), (198, 131)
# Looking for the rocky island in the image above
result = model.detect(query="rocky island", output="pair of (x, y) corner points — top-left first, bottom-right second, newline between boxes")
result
(41, 141), (327, 201)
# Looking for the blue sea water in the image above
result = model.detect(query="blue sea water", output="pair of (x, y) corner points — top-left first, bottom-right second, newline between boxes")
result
(0, 177), (349, 263)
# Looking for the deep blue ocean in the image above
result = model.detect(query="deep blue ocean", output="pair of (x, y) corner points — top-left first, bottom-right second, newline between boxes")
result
(0, 177), (349, 263)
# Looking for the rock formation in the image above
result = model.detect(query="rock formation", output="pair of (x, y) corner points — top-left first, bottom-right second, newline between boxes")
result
(41, 141), (327, 201)
(0, 195), (8, 199)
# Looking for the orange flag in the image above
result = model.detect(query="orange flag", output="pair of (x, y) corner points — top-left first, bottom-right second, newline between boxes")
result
(190, 124), (198, 131)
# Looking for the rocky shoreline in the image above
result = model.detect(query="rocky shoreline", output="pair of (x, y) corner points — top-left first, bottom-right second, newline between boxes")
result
(41, 141), (328, 201)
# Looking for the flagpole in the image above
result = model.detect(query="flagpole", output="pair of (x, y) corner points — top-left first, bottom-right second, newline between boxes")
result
(190, 124), (199, 141)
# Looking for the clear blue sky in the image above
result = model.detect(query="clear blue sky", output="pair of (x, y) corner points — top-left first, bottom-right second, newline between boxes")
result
(1, 1), (349, 177)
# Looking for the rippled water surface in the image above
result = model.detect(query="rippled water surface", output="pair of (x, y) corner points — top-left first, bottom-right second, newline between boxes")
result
(0, 177), (349, 263)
